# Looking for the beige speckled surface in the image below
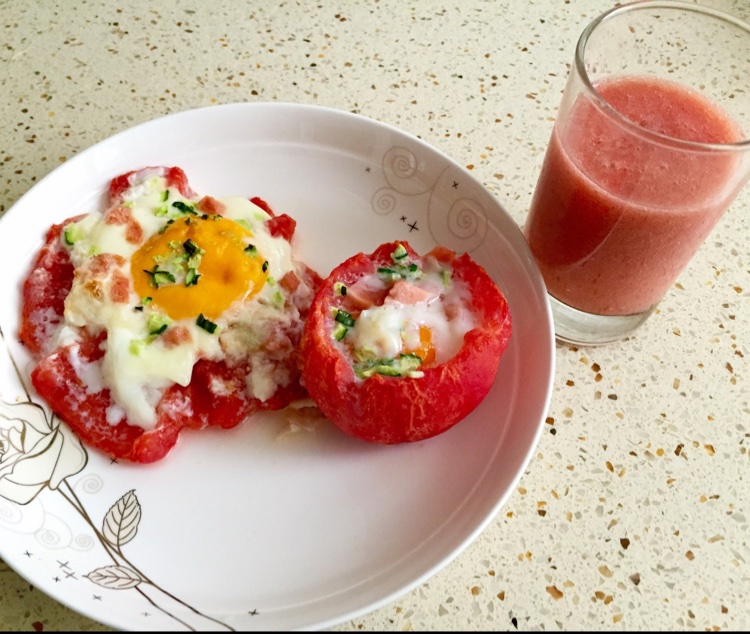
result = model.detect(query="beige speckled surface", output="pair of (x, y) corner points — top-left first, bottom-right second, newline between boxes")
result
(1, 0), (749, 631)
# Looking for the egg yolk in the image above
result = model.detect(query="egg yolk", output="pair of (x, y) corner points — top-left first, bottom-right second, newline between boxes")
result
(131, 216), (267, 321)
(404, 325), (436, 367)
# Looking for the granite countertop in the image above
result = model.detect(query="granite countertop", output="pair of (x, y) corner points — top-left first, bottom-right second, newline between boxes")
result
(1, 0), (749, 631)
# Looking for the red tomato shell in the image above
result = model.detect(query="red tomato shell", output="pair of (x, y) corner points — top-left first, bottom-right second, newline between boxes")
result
(299, 241), (512, 444)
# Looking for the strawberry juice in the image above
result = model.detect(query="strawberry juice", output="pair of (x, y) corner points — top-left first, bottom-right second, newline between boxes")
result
(524, 75), (745, 316)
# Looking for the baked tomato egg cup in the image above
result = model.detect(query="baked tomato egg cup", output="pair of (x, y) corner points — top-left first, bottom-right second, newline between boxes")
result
(20, 166), (322, 463)
(300, 241), (512, 444)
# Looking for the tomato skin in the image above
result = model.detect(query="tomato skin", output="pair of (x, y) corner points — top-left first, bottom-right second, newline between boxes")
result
(300, 241), (512, 444)
(19, 218), (83, 357)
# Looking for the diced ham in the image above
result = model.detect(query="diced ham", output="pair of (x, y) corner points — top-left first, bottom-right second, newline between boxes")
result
(109, 270), (130, 303)
(341, 283), (389, 312)
(387, 279), (439, 305)
(196, 196), (226, 215)
(162, 326), (192, 348)
(104, 205), (144, 244)
(278, 271), (301, 293)
(90, 253), (127, 277)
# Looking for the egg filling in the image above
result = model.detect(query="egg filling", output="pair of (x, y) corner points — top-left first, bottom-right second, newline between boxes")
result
(332, 244), (476, 379)
(57, 168), (303, 430)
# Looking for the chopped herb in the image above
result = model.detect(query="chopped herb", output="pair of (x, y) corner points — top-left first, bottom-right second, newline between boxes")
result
(332, 322), (349, 341)
(172, 201), (197, 215)
(373, 244), (424, 281)
(334, 308), (355, 327)
(400, 352), (423, 363)
(158, 219), (175, 234)
(391, 243), (408, 260)
(354, 353), (423, 379)
(183, 239), (200, 256)
(185, 268), (200, 286)
(440, 268), (452, 288)
(196, 313), (218, 334)
(143, 266), (176, 289)
(134, 296), (152, 312)
(377, 259), (423, 282)
(147, 313), (171, 335)
(63, 224), (83, 246)
(129, 339), (146, 356)
(334, 282), (347, 296)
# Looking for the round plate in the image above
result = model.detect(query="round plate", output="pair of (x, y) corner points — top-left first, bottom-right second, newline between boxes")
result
(0, 103), (554, 631)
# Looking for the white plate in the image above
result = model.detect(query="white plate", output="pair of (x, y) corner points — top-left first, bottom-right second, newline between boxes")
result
(0, 103), (554, 631)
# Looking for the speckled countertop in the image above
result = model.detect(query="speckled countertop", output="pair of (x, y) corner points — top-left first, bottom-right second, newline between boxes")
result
(1, 0), (749, 631)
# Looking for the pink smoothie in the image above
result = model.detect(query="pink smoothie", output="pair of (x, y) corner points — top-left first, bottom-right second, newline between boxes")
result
(524, 75), (745, 316)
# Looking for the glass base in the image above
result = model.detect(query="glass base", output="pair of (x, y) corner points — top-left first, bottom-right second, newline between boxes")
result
(548, 294), (655, 346)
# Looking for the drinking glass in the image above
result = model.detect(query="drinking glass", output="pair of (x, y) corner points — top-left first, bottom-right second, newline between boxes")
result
(523, 0), (750, 345)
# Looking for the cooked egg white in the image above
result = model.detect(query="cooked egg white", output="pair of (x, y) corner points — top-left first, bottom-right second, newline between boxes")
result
(350, 299), (471, 364)
(58, 168), (302, 430)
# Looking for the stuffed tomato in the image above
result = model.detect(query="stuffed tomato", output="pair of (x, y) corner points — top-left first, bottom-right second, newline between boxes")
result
(299, 241), (512, 444)
(20, 166), (322, 463)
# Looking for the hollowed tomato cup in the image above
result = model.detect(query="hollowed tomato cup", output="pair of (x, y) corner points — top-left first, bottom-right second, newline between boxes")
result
(300, 241), (512, 444)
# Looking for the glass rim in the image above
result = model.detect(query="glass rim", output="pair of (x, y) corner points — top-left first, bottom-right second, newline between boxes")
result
(575, 0), (750, 152)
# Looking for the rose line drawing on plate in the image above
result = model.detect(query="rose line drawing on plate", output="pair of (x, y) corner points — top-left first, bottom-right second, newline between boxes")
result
(0, 323), (238, 631)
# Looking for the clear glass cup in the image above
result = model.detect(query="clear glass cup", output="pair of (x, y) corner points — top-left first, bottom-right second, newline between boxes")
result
(523, 0), (750, 346)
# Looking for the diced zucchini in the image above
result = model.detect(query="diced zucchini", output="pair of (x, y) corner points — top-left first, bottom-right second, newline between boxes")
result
(63, 223), (84, 246)
(196, 313), (218, 334)
(332, 322), (349, 341)
(334, 308), (355, 327)
(147, 313), (171, 336)
(185, 268), (200, 286)
(354, 353), (423, 379)
(391, 243), (408, 260)
(129, 339), (146, 356)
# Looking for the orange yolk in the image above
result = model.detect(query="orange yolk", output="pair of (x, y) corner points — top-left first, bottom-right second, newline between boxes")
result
(404, 325), (436, 367)
(131, 216), (267, 321)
